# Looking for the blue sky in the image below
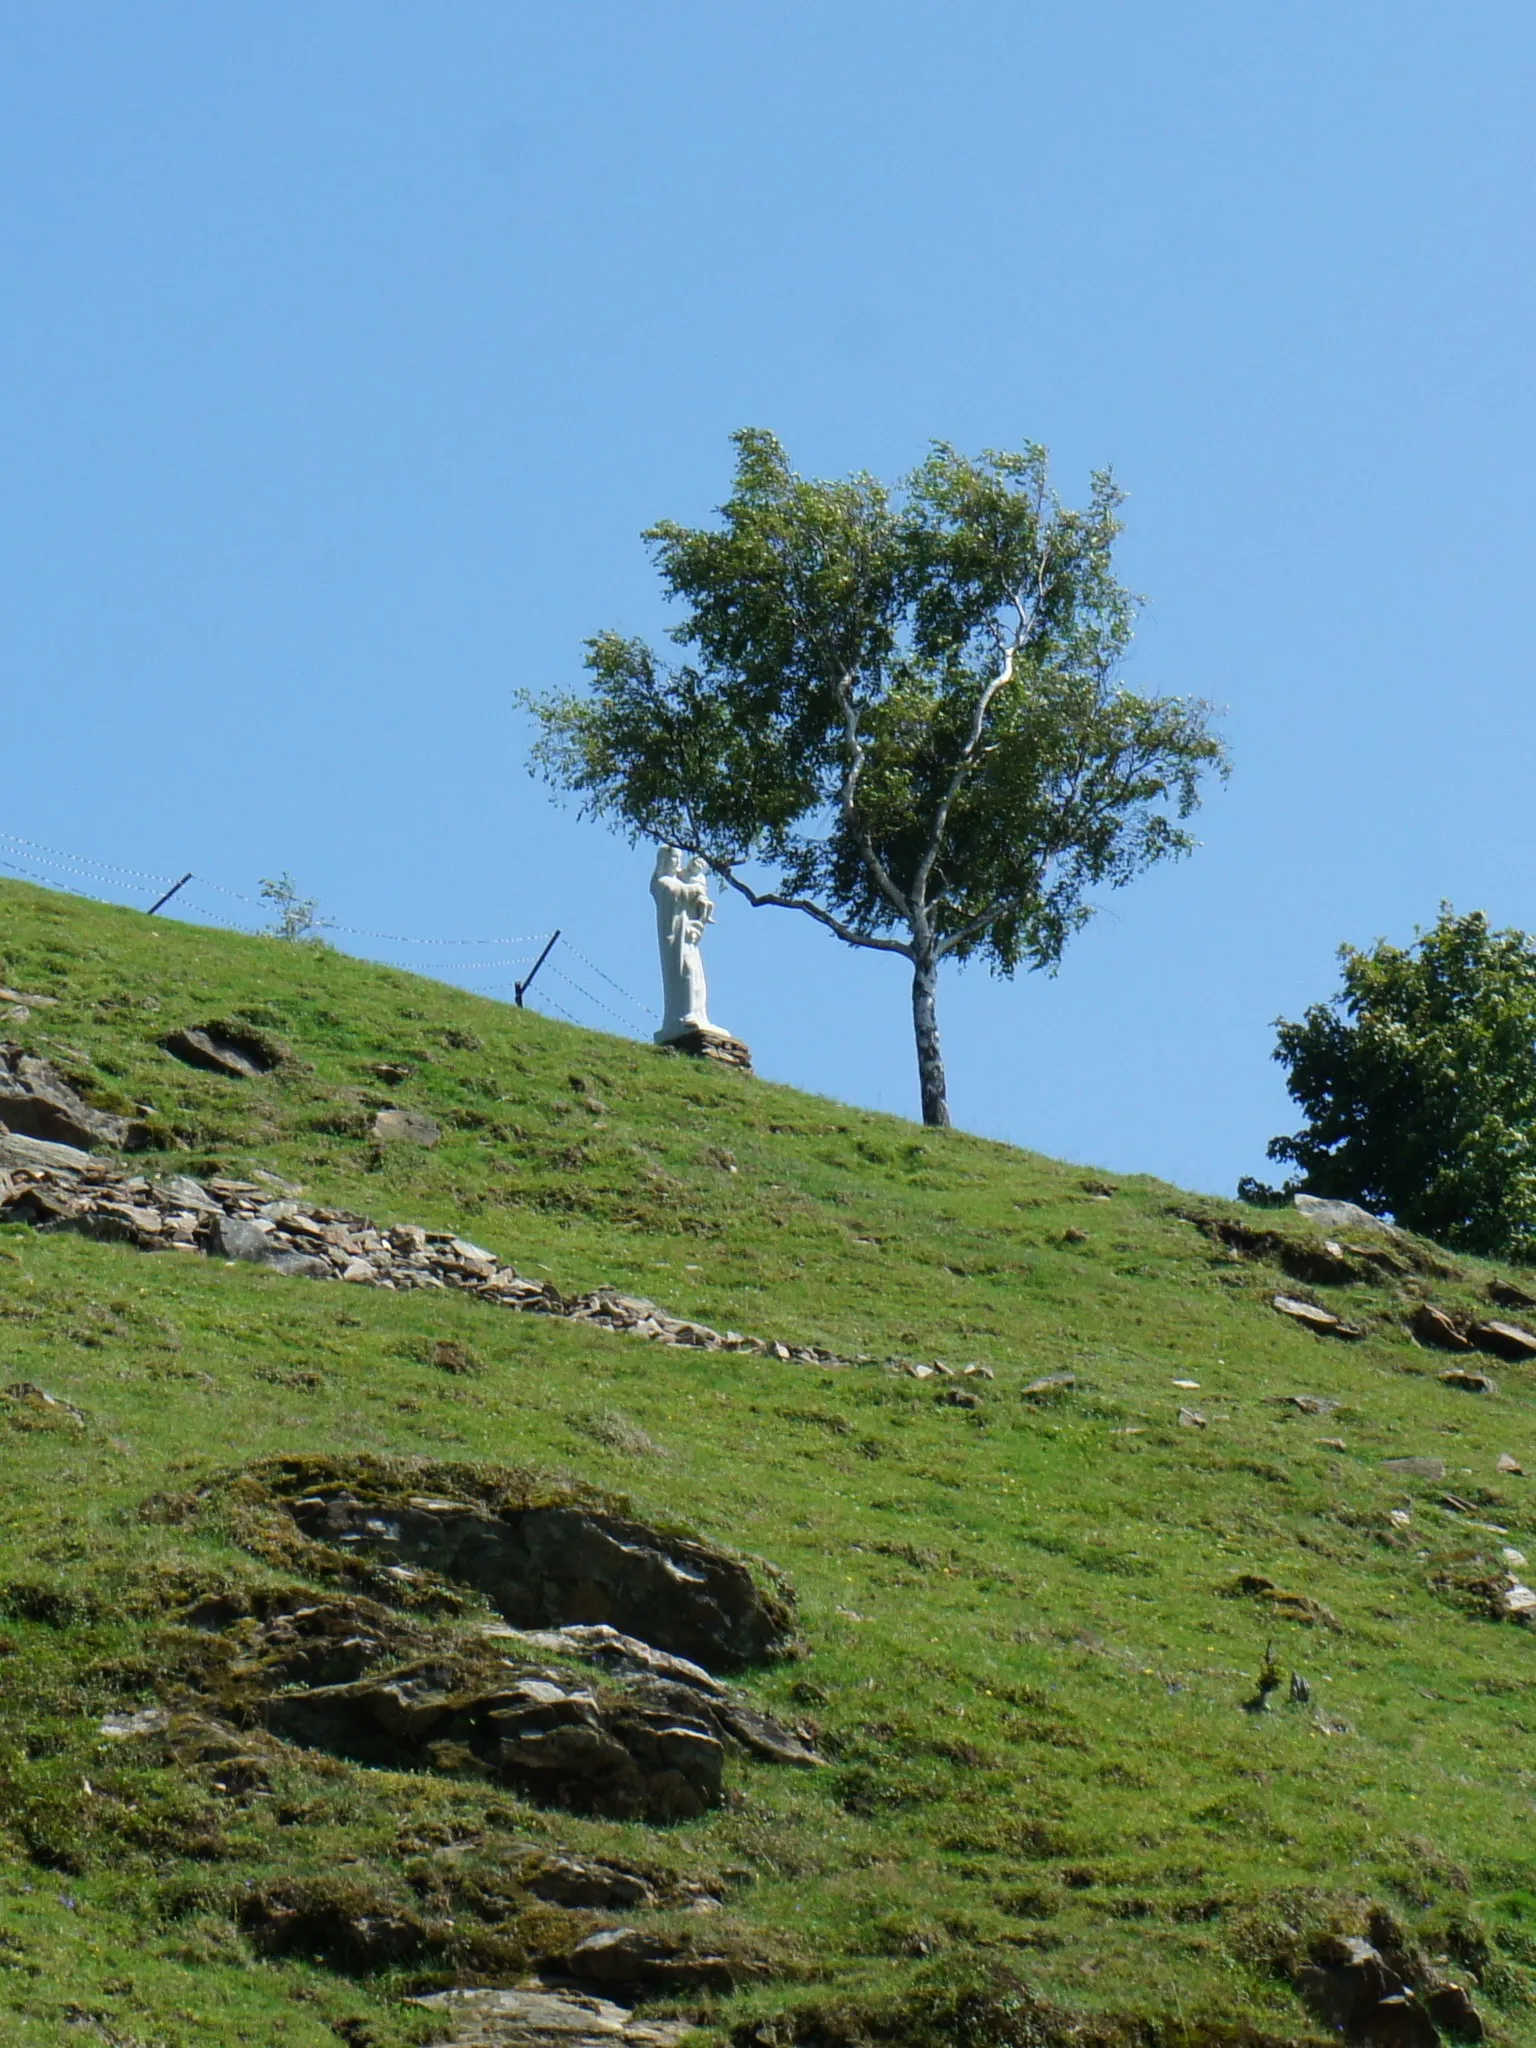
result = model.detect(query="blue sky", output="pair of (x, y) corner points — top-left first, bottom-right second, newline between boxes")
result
(1, 3), (1532, 1194)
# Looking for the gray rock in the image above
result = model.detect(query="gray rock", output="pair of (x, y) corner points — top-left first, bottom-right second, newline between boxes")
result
(1468, 1319), (1536, 1363)
(523, 1857), (654, 1911)
(0, 1152), (865, 1373)
(264, 1665), (723, 1821)
(263, 1250), (333, 1279)
(285, 1491), (794, 1673)
(98, 1705), (170, 1740)
(1273, 1293), (1367, 1340)
(561, 1925), (734, 1994)
(1425, 1981), (1485, 2040)
(714, 1697), (822, 1765)
(484, 1622), (820, 1765)
(1381, 1456), (1447, 1481)
(0, 1045), (133, 1149)
(1411, 1303), (1470, 1351)
(1293, 1193), (1397, 1235)
(3, 1380), (86, 1425)
(0, 1131), (91, 1173)
(657, 1027), (753, 1073)
(372, 1108), (440, 1147)
(1439, 1368), (1497, 1394)
(205, 1213), (273, 1262)
(1296, 1935), (1437, 2046)
(0, 1180), (82, 1227)
(408, 1986), (691, 2048)
(161, 1026), (275, 1079)
(494, 1622), (728, 1697)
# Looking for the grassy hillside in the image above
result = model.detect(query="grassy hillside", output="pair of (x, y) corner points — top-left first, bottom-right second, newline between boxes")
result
(1, 874), (1535, 2046)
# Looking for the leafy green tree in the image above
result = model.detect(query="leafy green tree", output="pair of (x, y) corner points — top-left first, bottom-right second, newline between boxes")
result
(1265, 907), (1536, 1257)
(526, 430), (1227, 1126)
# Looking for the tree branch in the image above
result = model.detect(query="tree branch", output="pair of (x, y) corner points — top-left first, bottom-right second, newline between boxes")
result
(831, 669), (912, 924)
(910, 566), (1050, 918)
(934, 897), (1012, 959)
(714, 863), (914, 957)
(910, 640), (1020, 914)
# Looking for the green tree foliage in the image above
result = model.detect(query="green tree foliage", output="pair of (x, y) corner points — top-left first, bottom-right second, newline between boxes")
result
(526, 429), (1227, 1126)
(1266, 907), (1536, 1257)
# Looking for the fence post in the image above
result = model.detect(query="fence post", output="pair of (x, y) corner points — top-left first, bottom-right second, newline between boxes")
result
(146, 873), (194, 916)
(515, 930), (561, 1007)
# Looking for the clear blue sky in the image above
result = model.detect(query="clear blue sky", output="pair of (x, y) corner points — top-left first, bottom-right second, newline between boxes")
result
(2, 3), (1531, 1195)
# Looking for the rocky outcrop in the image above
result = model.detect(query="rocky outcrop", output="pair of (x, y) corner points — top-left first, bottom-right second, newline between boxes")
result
(1297, 1934), (1438, 2044)
(1409, 1303), (1536, 1364)
(1410, 1304), (1471, 1351)
(559, 1924), (736, 1995)
(161, 1023), (280, 1078)
(407, 1988), (691, 2048)
(282, 1483), (795, 1672)
(168, 1569), (813, 1823)
(0, 1043), (144, 1149)
(1292, 1923), (1485, 2045)
(266, 1660), (727, 1821)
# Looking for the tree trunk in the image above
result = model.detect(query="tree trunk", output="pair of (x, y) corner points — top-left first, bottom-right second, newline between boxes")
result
(911, 952), (950, 1128)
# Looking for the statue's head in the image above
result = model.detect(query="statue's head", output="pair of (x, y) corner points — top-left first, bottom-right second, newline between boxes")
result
(682, 854), (709, 882)
(654, 845), (684, 877)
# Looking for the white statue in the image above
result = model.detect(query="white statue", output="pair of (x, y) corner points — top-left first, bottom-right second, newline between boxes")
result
(651, 846), (723, 1043)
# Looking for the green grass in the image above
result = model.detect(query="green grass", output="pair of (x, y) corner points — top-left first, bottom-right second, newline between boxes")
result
(1, 874), (1535, 2045)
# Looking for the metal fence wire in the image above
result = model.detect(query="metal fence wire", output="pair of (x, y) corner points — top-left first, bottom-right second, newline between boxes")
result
(0, 828), (657, 1041)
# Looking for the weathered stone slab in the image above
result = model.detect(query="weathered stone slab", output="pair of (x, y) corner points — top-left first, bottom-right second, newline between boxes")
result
(0, 1131), (91, 1173)
(372, 1108), (440, 1146)
(1469, 1319), (1536, 1363)
(1381, 1456), (1447, 1481)
(1293, 1193), (1397, 1235)
(162, 1025), (276, 1079)
(0, 1044), (134, 1149)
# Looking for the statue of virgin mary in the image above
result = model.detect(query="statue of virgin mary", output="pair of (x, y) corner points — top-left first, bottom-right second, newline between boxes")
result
(650, 846), (720, 1043)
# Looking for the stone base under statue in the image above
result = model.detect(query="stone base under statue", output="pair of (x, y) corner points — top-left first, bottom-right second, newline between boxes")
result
(656, 1026), (754, 1072)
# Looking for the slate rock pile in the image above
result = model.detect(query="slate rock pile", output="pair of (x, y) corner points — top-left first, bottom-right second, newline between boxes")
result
(0, 1143), (850, 1367)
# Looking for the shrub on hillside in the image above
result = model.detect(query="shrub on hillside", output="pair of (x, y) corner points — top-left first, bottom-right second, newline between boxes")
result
(1262, 906), (1536, 1258)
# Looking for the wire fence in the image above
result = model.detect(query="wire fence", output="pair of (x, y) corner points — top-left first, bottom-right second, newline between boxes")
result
(0, 828), (659, 1042)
